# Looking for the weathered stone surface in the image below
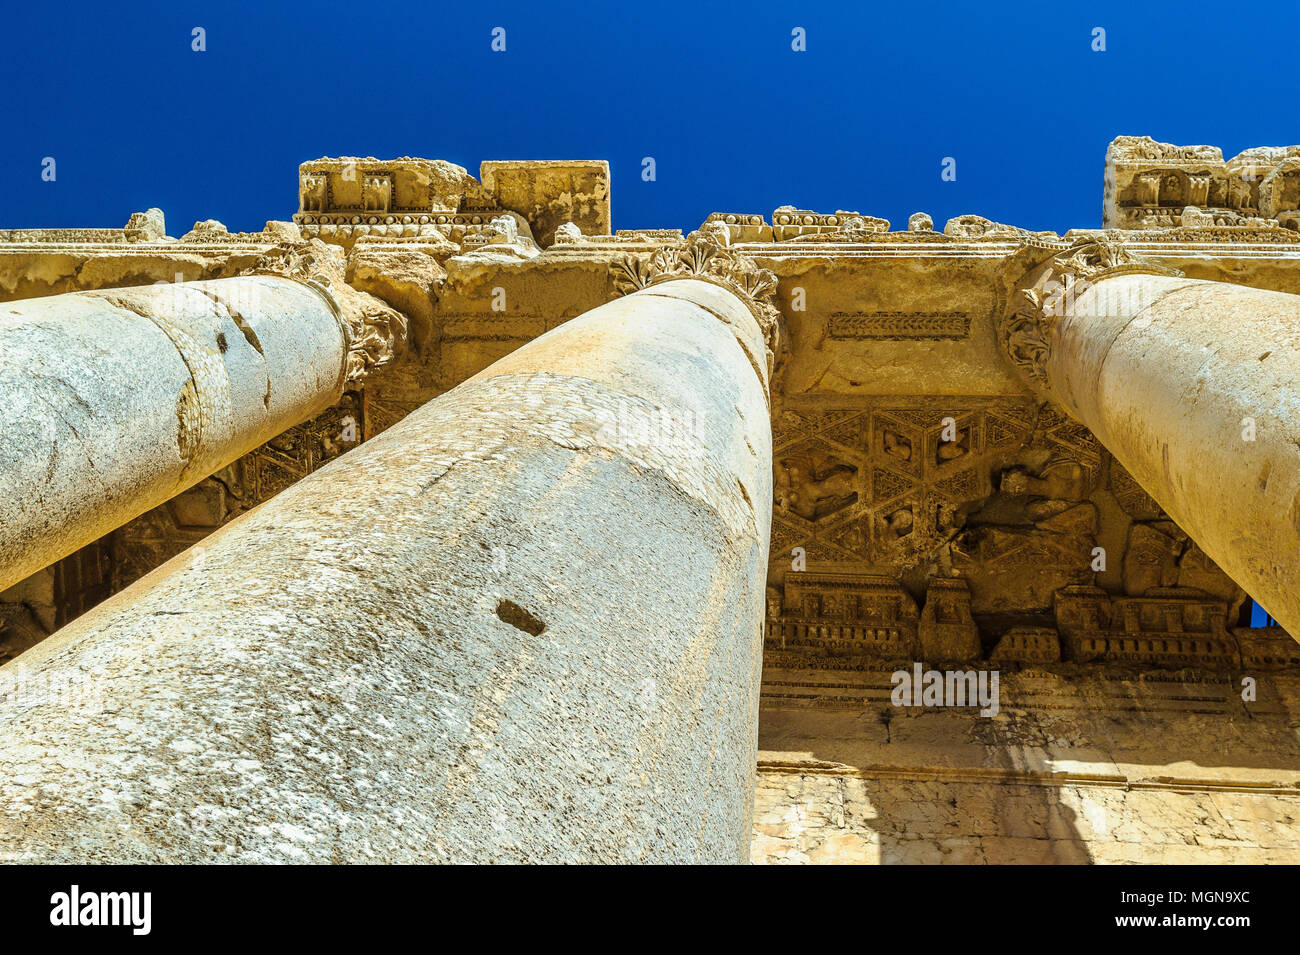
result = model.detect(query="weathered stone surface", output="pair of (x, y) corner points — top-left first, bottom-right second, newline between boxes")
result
(346, 237), (449, 354)
(4, 140), (1300, 865)
(0, 242), (408, 593)
(124, 207), (167, 242)
(249, 239), (409, 382)
(918, 577), (981, 661)
(989, 626), (1060, 663)
(1004, 248), (1300, 636)
(298, 156), (477, 215)
(1105, 135), (1300, 232)
(479, 160), (611, 247)
(752, 765), (1300, 864)
(0, 278), (771, 863)
(181, 219), (228, 241)
(754, 666), (1300, 863)
(0, 276), (348, 592)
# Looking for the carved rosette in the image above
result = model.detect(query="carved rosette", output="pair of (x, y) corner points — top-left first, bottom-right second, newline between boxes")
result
(612, 227), (782, 357)
(997, 233), (1182, 390)
(247, 239), (408, 383)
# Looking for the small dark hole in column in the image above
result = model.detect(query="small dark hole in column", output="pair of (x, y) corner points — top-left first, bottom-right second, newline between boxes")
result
(216, 331), (229, 353)
(496, 599), (546, 636)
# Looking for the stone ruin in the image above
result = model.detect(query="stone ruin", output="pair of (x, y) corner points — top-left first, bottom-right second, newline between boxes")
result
(1, 138), (1299, 863)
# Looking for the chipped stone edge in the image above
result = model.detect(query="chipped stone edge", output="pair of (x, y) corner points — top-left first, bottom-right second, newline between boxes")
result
(244, 239), (409, 384)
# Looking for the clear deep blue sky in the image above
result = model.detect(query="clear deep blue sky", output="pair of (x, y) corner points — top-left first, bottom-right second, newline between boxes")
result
(2, 1), (1299, 235)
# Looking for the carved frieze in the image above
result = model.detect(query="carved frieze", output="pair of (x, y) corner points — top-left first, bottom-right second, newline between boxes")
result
(762, 571), (1250, 670)
(1236, 627), (1300, 670)
(703, 213), (770, 243)
(918, 577), (982, 661)
(764, 571), (921, 664)
(294, 157), (479, 218)
(828, 311), (972, 340)
(770, 398), (1102, 572)
(1055, 584), (1236, 666)
(0, 228), (131, 244)
(1105, 136), (1300, 230)
(772, 207), (889, 241)
(990, 627), (1061, 664)
(5, 144), (1297, 685)
(293, 157), (610, 251)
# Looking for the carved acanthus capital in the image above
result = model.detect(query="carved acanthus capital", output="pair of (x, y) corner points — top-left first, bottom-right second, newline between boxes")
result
(247, 239), (408, 383)
(613, 227), (782, 355)
(1000, 286), (1056, 385)
(1048, 232), (1183, 283)
(997, 233), (1183, 390)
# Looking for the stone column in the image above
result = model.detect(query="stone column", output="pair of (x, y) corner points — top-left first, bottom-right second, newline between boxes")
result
(1000, 236), (1300, 635)
(0, 235), (776, 863)
(0, 241), (405, 591)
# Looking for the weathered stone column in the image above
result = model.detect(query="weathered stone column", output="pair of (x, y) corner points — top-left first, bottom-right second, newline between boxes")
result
(0, 234), (776, 863)
(0, 241), (404, 591)
(1000, 236), (1300, 635)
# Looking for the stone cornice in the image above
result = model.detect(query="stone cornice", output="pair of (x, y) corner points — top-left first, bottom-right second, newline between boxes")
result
(246, 239), (408, 383)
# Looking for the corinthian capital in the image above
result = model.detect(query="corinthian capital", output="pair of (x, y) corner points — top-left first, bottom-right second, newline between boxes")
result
(996, 233), (1182, 390)
(247, 238), (408, 383)
(613, 227), (782, 355)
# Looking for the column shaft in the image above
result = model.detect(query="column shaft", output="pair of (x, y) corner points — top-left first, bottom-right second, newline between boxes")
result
(0, 278), (772, 863)
(1051, 272), (1300, 633)
(0, 276), (349, 590)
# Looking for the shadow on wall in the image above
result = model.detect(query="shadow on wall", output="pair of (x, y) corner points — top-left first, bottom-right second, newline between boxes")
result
(754, 699), (1095, 864)
(754, 653), (1300, 865)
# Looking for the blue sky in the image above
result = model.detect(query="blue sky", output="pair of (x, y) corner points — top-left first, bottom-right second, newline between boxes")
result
(2, 1), (1298, 236)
